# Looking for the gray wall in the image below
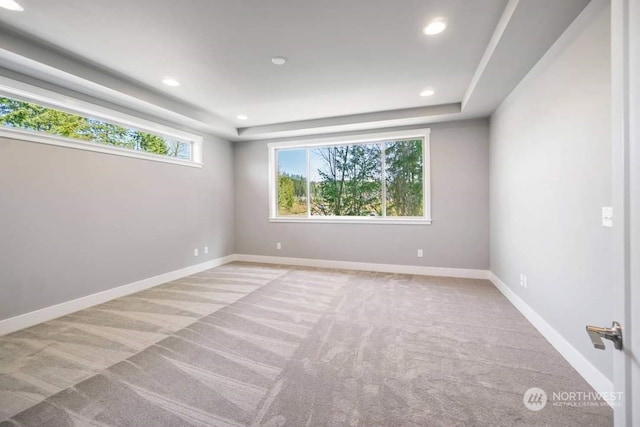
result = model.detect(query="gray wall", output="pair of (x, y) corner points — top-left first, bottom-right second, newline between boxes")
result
(0, 135), (235, 321)
(490, 4), (613, 379)
(234, 119), (489, 269)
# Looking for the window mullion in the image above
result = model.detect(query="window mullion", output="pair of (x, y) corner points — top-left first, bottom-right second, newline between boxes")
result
(381, 143), (386, 217)
(306, 147), (311, 218)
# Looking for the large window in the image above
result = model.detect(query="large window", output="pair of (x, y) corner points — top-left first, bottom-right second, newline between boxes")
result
(0, 79), (202, 166)
(269, 129), (431, 224)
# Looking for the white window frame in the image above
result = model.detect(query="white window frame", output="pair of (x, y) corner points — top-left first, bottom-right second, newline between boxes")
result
(0, 76), (203, 167)
(268, 128), (432, 225)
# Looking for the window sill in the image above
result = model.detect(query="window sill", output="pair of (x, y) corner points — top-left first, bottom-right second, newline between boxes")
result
(0, 127), (202, 168)
(269, 217), (432, 225)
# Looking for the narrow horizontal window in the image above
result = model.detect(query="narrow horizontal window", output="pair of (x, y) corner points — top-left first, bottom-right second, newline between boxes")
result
(269, 129), (431, 224)
(0, 95), (194, 161)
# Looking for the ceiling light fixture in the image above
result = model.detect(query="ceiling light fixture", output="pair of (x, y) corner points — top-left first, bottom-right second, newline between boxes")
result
(423, 18), (447, 35)
(162, 77), (180, 87)
(420, 89), (435, 97)
(271, 57), (287, 65)
(0, 0), (24, 11)
(237, 114), (248, 121)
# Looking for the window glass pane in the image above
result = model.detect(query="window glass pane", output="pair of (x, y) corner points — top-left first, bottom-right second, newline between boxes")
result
(385, 139), (423, 216)
(310, 144), (382, 216)
(0, 96), (192, 160)
(276, 148), (307, 216)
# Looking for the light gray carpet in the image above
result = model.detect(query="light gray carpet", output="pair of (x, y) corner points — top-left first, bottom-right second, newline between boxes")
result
(0, 262), (612, 426)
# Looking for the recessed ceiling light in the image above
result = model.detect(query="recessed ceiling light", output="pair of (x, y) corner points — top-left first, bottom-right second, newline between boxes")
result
(271, 57), (287, 65)
(423, 18), (447, 35)
(0, 0), (24, 11)
(162, 77), (180, 87)
(237, 114), (248, 121)
(420, 89), (435, 97)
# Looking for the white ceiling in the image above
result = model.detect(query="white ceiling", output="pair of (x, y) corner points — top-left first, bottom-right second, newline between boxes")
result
(0, 0), (590, 141)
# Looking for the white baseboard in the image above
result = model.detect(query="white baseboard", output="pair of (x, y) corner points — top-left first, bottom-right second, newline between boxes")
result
(0, 255), (235, 336)
(234, 254), (490, 280)
(488, 271), (614, 400)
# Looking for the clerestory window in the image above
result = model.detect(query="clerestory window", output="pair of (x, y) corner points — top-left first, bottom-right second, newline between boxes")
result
(0, 86), (202, 167)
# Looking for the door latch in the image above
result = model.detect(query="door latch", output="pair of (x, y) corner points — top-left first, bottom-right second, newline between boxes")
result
(586, 321), (623, 350)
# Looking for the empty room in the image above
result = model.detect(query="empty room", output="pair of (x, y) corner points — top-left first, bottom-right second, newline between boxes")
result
(1, 0), (638, 426)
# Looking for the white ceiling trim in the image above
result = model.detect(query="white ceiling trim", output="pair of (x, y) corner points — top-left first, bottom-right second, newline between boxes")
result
(460, 0), (590, 117)
(0, 26), (236, 139)
(0, 0), (590, 142)
(462, 0), (521, 110)
(238, 103), (461, 138)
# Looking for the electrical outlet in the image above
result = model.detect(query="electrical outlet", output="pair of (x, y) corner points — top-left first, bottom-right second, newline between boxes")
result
(204, 246), (209, 254)
(417, 249), (423, 258)
(194, 248), (199, 257)
(276, 242), (281, 250)
(520, 273), (528, 288)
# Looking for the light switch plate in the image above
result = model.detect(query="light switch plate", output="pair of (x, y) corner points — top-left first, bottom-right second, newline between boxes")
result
(602, 207), (613, 227)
